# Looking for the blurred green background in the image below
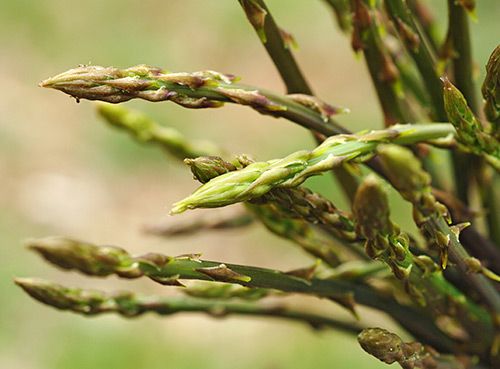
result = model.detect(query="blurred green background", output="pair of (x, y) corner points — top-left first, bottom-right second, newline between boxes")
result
(1, 1), (500, 368)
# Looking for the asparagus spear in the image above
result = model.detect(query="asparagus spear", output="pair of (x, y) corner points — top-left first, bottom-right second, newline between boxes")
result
(14, 278), (363, 333)
(40, 65), (348, 137)
(170, 124), (455, 214)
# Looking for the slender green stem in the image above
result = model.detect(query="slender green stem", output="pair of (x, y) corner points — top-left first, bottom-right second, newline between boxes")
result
(351, 0), (412, 125)
(384, 0), (447, 122)
(446, 0), (478, 206)
(15, 278), (364, 334)
(238, 0), (312, 95)
(447, 0), (478, 114)
(97, 103), (228, 159)
(406, 0), (440, 54)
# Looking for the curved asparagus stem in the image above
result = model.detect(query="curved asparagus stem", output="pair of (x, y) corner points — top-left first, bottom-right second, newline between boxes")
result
(14, 278), (363, 334)
(40, 65), (348, 137)
(170, 123), (456, 214)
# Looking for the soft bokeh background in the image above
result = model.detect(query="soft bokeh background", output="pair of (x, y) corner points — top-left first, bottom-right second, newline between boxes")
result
(1, 1), (500, 368)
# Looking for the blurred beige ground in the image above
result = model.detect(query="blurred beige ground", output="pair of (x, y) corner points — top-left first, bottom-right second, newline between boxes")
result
(1, 1), (500, 368)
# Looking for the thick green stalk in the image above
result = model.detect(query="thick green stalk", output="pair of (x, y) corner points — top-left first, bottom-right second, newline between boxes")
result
(40, 65), (348, 137)
(170, 124), (456, 214)
(25, 237), (456, 352)
(447, 0), (478, 114)
(14, 278), (363, 334)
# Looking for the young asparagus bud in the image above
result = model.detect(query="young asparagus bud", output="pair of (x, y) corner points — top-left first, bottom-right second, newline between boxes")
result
(377, 144), (449, 221)
(443, 78), (484, 147)
(482, 44), (500, 134)
(358, 327), (440, 369)
(185, 156), (237, 184)
(444, 78), (500, 170)
(352, 174), (394, 240)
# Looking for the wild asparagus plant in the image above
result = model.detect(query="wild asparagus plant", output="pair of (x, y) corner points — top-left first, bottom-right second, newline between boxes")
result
(17, 1), (500, 368)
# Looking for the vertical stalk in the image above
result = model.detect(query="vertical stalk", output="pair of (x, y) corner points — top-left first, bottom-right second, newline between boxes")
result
(447, 0), (477, 205)
(384, 0), (447, 122)
(351, 0), (413, 125)
(447, 0), (500, 251)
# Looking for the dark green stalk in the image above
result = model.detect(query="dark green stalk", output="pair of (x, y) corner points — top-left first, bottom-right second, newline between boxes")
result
(446, 0), (478, 206)
(14, 278), (364, 334)
(447, 0), (478, 114)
